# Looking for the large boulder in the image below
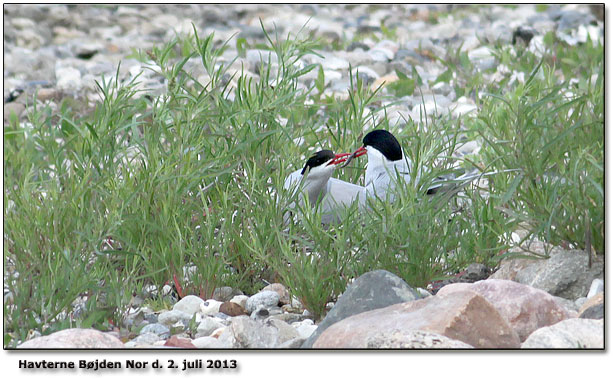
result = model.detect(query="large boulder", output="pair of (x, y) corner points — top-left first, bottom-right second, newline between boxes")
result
(301, 270), (420, 348)
(18, 328), (124, 349)
(521, 318), (603, 348)
(313, 290), (520, 348)
(490, 241), (603, 300)
(437, 279), (573, 341)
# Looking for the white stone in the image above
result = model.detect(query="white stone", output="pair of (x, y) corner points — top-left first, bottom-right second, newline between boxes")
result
(196, 317), (224, 337)
(452, 101), (478, 118)
(468, 46), (494, 61)
(295, 323), (318, 339)
(368, 47), (394, 62)
(192, 336), (227, 348)
(322, 69), (342, 85)
(157, 309), (192, 326)
(56, 66), (82, 92)
(173, 295), (205, 316)
(521, 318), (603, 349)
(200, 299), (223, 316)
(586, 279), (603, 299)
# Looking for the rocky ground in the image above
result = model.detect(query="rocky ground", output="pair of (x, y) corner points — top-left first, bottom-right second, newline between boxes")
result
(5, 4), (604, 349)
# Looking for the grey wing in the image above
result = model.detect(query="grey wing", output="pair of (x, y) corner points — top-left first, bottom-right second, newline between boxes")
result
(324, 177), (366, 209)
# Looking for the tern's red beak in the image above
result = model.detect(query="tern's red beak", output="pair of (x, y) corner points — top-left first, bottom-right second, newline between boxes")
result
(351, 146), (367, 158)
(327, 152), (352, 166)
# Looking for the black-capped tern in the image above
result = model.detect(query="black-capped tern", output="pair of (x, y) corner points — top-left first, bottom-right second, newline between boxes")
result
(283, 150), (366, 223)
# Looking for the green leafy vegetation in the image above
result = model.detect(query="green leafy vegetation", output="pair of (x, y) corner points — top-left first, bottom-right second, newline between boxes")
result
(4, 23), (603, 346)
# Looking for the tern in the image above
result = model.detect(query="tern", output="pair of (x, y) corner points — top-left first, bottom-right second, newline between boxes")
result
(283, 150), (366, 223)
(343, 129), (492, 201)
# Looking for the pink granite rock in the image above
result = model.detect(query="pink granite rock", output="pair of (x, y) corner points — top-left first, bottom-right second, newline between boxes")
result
(438, 279), (574, 341)
(17, 328), (124, 349)
(313, 290), (520, 348)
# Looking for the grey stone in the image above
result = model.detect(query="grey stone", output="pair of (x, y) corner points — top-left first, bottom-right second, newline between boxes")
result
(158, 309), (192, 326)
(353, 66), (379, 85)
(140, 323), (170, 339)
(514, 249), (604, 300)
(261, 283), (290, 305)
(555, 10), (596, 31)
(579, 304), (603, 320)
(267, 313), (307, 325)
(223, 316), (281, 348)
(196, 317), (224, 337)
(301, 270), (419, 348)
(278, 337), (306, 348)
(552, 296), (579, 313)
(368, 47), (394, 62)
(347, 41), (370, 52)
(246, 49), (278, 70)
(468, 46), (496, 70)
(250, 305), (270, 320)
(266, 318), (300, 344)
(130, 332), (162, 345)
(74, 42), (105, 59)
(575, 297), (588, 309)
(245, 291), (280, 313)
(521, 318), (603, 348)
(213, 286), (242, 302)
(460, 263), (490, 282)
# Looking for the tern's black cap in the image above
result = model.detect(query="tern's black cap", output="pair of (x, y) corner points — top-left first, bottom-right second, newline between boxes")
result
(362, 129), (402, 161)
(301, 150), (335, 175)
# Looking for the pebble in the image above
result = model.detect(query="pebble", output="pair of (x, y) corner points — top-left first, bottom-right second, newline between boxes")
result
(229, 295), (249, 309)
(128, 332), (163, 346)
(586, 279), (603, 299)
(261, 283), (291, 305)
(139, 323), (171, 339)
(294, 322), (318, 340)
(213, 286), (243, 302)
(192, 336), (225, 348)
(55, 66), (82, 92)
(173, 295), (205, 315)
(200, 299), (223, 316)
(245, 290), (280, 314)
(196, 317), (224, 337)
(157, 309), (192, 326)
(219, 301), (248, 317)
